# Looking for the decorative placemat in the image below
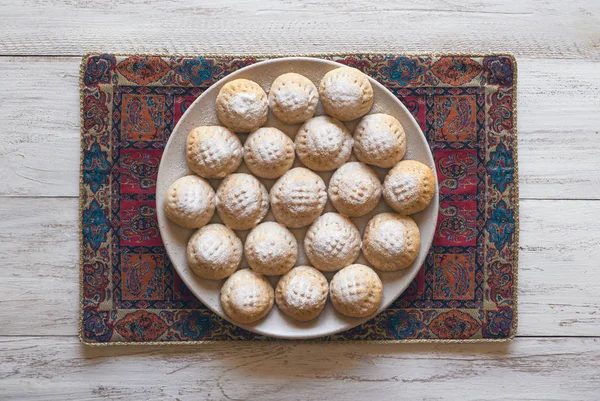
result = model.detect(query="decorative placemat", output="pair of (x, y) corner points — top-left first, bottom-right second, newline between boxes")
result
(80, 53), (518, 345)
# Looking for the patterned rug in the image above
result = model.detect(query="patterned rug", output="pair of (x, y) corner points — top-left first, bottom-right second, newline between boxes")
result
(79, 53), (518, 344)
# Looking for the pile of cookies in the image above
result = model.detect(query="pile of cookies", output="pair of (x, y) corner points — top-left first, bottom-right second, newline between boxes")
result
(164, 65), (435, 325)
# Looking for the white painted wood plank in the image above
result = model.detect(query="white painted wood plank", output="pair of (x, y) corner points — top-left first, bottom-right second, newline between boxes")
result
(0, 57), (81, 196)
(0, 0), (599, 59)
(0, 198), (79, 336)
(1, 57), (599, 199)
(518, 60), (600, 199)
(0, 336), (599, 400)
(518, 199), (600, 336)
(1, 198), (598, 336)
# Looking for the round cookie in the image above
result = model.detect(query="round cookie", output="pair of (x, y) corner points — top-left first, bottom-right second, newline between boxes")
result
(243, 127), (295, 179)
(186, 224), (242, 280)
(268, 73), (318, 124)
(276, 266), (328, 321)
(186, 126), (243, 179)
(304, 213), (361, 272)
(328, 162), (382, 217)
(216, 173), (269, 231)
(383, 160), (436, 215)
(245, 222), (298, 276)
(353, 113), (406, 168)
(221, 269), (274, 324)
(330, 264), (383, 318)
(295, 116), (353, 171)
(362, 213), (420, 271)
(216, 79), (268, 132)
(164, 175), (216, 229)
(319, 67), (374, 121)
(270, 167), (327, 228)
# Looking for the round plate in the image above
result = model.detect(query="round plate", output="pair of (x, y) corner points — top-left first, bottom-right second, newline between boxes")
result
(156, 57), (438, 339)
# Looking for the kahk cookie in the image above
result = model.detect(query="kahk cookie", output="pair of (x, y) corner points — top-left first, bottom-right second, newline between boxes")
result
(268, 73), (318, 124)
(243, 127), (295, 179)
(319, 67), (374, 121)
(164, 175), (216, 229)
(304, 213), (361, 272)
(353, 113), (406, 168)
(362, 213), (420, 271)
(186, 126), (243, 179)
(245, 222), (298, 276)
(330, 264), (383, 318)
(276, 266), (328, 321)
(187, 224), (242, 280)
(221, 269), (274, 323)
(383, 160), (435, 215)
(295, 116), (353, 171)
(216, 173), (269, 231)
(216, 79), (268, 132)
(270, 167), (327, 228)
(328, 162), (382, 217)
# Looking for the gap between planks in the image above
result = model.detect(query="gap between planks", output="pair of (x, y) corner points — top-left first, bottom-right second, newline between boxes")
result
(1, 57), (599, 199)
(0, 336), (599, 401)
(1, 197), (599, 337)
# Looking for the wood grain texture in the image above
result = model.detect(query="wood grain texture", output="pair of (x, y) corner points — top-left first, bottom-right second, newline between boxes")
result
(1, 57), (599, 199)
(0, 57), (80, 196)
(0, 0), (599, 59)
(1, 1), (599, 396)
(1, 336), (599, 400)
(1, 197), (599, 336)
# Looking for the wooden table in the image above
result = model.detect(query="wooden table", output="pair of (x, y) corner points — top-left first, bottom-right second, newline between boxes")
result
(1, 1), (599, 399)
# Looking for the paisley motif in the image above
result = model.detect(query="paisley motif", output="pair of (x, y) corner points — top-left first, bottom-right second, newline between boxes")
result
(436, 201), (478, 246)
(84, 54), (116, 86)
(173, 311), (210, 340)
(121, 253), (164, 301)
(83, 90), (109, 133)
(119, 201), (161, 246)
(483, 306), (513, 338)
(117, 56), (170, 85)
(485, 200), (515, 251)
(488, 261), (513, 301)
(82, 200), (111, 251)
(114, 311), (168, 341)
(386, 310), (425, 338)
(122, 207), (159, 243)
(125, 260), (151, 298)
(429, 310), (480, 339)
(483, 56), (514, 87)
(119, 149), (161, 193)
(82, 307), (113, 342)
(433, 96), (477, 142)
(487, 142), (514, 193)
(121, 94), (166, 141)
(82, 142), (110, 192)
(83, 260), (110, 305)
(448, 98), (475, 137)
(124, 96), (151, 136)
(174, 57), (220, 86)
(381, 56), (425, 86)
(431, 57), (482, 86)
(488, 90), (513, 133)
(434, 254), (475, 300)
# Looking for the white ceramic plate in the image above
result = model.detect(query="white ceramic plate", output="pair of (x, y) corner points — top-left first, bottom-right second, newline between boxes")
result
(156, 57), (438, 339)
